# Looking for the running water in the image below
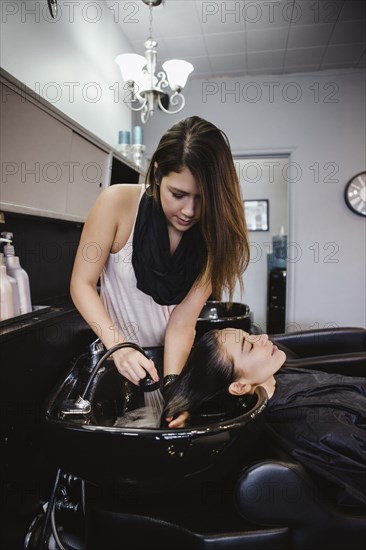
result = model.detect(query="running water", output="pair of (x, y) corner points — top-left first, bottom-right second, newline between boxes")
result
(114, 384), (165, 429)
(143, 388), (165, 426)
(139, 372), (165, 427)
(114, 405), (162, 428)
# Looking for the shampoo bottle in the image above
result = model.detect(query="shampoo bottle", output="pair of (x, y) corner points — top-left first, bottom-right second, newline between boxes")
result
(0, 238), (20, 316)
(0, 253), (15, 320)
(7, 272), (20, 316)
(272, 226), (287, 269)
(1, 232), (32, 315)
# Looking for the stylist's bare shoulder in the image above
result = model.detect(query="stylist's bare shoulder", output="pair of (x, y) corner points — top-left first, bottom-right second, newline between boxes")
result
(95, 184), (142, 213)
(95, 184), (143, 252)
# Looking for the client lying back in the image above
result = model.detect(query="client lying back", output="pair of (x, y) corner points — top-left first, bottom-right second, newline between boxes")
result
(163, 329), (366, 507)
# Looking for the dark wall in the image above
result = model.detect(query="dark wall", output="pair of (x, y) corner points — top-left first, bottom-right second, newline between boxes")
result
(1, 211), (83, 304)
(1, 211), (92, 547)
(2, 308), (95, 549)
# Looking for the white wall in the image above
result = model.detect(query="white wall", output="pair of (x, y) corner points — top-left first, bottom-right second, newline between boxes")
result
(142, 69), (366, 331)
(1, 2), (364, 331)
(0, 0), (133, 147)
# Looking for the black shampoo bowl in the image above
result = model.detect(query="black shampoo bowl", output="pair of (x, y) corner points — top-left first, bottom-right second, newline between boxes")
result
(44, 346), (267, 493)
(195, 301), (252, 341)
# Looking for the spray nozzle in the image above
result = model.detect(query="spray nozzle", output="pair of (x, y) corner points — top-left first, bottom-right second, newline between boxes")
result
(0, 238), (12, 244)
(140, 371), (160, 393)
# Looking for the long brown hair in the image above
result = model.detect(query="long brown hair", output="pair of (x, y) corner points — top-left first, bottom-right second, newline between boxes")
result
(146, 116), (249, 301)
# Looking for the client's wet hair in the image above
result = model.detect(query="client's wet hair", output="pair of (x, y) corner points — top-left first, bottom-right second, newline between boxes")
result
(162, 330), (237, 422)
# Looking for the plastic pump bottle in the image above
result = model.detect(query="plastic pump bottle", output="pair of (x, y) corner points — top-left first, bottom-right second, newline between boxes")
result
(0, 252), (15, 320)
(1, 232), (32, 315)
(272, 226), (287, 267)
(0, 238), (20, 316)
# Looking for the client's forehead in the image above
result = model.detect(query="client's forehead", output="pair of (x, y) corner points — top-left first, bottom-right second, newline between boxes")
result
(219, 328), (246, 345)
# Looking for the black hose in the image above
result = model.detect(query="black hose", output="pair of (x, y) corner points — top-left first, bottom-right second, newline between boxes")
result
(81, 341), (148, 399)
(38, 468), (61, 550)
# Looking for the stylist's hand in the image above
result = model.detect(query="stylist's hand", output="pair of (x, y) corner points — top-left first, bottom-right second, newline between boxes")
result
(112, 347), (159, 386)
(166, 411), (190, 429)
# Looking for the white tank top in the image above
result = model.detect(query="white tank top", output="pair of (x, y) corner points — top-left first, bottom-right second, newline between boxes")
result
(100, 190), (176, 347)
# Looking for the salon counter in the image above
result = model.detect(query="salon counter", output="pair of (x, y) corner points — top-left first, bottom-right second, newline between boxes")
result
(2, 298), (95, 549)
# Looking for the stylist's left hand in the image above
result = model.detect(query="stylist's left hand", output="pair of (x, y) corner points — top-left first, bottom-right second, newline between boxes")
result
(166, 411), (190, 429)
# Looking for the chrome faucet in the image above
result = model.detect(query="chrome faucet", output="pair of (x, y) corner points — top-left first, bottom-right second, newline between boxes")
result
(88, 339), (105, 372)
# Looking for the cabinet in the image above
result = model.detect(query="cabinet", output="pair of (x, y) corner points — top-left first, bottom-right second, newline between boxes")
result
(66, 132), (110, 218)
(0, 82), (72, 215)
(0, 71), (144, 222)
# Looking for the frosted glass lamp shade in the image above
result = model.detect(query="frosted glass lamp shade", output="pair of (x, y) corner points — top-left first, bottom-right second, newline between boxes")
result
(115, 54), (147, 84)
(162, 60), (194, 91)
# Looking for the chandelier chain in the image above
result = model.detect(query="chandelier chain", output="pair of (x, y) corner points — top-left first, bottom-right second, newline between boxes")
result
(148, 4), (153, 40)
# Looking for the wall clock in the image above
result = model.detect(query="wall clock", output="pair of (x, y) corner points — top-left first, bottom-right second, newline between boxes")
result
(47, 0), (58, 19)
(344, 172), (366, 217)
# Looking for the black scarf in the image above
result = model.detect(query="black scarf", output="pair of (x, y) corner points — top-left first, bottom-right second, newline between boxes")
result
(132, 191), (206, 305)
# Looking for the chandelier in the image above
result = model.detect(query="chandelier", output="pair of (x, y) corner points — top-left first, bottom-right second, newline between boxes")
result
(115, 0), (194, 124)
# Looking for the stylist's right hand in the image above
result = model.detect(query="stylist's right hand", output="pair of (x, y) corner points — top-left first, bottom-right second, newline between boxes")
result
(112, 347), (159, 385)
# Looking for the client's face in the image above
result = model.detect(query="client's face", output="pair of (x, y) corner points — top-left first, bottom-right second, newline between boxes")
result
(218, 329), (286, 390)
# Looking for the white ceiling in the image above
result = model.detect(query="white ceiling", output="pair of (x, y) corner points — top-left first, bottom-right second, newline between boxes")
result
(107, 0), (366, 78)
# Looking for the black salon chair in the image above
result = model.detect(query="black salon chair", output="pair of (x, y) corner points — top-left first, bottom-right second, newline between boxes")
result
(272, 326), (366, 375)
(236, 459), (366, 550)
(236, 327), (366, 549)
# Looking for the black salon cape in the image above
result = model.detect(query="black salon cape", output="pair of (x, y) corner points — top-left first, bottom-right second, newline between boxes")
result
(266, 367), (366, 506)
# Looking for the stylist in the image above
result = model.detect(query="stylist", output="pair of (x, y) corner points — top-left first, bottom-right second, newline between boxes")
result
(70, 116), (250, 425)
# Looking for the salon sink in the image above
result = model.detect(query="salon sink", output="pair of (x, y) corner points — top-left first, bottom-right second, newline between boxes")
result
(44, 346), (267, 493)
(39, 329), (366, 550)
(195, 301), (252, 341)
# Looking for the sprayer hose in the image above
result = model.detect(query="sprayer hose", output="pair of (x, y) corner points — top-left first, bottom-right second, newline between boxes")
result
(81, 341), (148, 399)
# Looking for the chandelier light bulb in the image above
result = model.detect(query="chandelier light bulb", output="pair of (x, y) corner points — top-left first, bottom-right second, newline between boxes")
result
(162, 60), (194, 92)
(115, 54), (146, 85)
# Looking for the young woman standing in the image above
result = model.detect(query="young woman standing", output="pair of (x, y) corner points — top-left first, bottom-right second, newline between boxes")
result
(70, 116), (249, 426)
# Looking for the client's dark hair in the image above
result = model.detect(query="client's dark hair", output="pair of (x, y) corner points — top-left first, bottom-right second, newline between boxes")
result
(162, 330), (237, 421)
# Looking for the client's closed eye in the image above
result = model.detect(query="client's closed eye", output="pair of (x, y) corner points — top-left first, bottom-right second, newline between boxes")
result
(241, 336), (253, 353)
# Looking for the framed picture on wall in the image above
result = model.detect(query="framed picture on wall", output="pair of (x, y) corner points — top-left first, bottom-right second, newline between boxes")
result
(243, 199), (269, 231)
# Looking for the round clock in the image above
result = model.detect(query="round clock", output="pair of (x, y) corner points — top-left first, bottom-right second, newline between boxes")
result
(344, 172), (366, 217)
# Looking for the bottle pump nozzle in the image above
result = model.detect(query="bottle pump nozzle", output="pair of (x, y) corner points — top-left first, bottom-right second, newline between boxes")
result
(1, 233), (15, 256)
(1, 232), (13, 241)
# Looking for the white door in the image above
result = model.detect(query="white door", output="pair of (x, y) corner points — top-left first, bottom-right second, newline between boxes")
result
(232, 156), (290, 331)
